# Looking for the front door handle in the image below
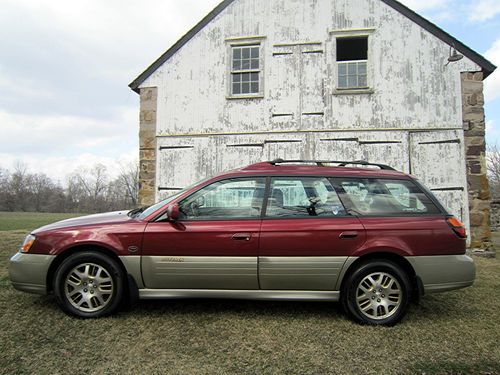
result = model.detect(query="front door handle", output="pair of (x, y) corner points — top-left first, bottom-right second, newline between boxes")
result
(339, 231), (358, 239)
(232, 233), (251, 241)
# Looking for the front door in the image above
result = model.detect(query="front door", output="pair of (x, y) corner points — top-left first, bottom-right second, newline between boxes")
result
(259, 177), (366, 290)
(142, 177), (266, 290)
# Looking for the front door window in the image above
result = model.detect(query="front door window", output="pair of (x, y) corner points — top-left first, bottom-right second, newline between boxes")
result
(179, 178), (266, 220)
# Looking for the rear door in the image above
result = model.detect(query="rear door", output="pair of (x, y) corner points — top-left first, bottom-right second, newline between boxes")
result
(259, 176), (366, 290)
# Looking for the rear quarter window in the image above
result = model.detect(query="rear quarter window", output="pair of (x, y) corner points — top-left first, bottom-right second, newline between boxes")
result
(333, 178), (441, 216)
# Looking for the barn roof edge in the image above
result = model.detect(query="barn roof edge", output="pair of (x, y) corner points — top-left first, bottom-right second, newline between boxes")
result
(129, 0), (496, 93)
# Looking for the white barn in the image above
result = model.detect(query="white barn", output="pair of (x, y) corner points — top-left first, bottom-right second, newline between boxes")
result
(130, 0), (496, 249)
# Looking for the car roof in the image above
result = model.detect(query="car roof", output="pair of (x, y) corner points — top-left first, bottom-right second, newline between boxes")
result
(217, 161), (410, 179)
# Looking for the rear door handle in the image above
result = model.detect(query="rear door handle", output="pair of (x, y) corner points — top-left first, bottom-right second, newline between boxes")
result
(339, 231), (358, 239)
(232, 233), (251, 241)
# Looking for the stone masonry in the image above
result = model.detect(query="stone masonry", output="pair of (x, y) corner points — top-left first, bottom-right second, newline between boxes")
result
(139, 87), (158, 206)
(461, 72), (492, 251)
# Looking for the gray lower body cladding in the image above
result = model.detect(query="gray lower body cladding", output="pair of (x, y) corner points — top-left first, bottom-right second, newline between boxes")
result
(9, 253), (475, 298)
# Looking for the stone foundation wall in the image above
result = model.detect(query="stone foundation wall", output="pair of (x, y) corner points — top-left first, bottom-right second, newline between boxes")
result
(492, 200), (500, 232)
(461, 72), (492, 250)
(139, 87), (158, 206)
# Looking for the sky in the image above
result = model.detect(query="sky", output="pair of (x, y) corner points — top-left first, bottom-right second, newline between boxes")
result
(0, 0), (499, 183)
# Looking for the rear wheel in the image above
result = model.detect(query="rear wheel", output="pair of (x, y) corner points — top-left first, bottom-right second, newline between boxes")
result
(53, 251), (125, 318)
(341, 260), (411, 326)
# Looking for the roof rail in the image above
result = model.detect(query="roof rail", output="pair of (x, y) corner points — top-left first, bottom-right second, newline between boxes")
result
(268, 159), (396, 171)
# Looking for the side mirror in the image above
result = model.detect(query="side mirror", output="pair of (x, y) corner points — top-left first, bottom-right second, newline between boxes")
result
(167, 204), (180, 221)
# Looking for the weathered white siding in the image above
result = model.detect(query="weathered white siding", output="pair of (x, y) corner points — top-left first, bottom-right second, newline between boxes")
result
(140, 0), (481, 234)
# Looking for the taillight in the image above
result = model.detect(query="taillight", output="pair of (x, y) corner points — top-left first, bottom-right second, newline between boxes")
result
(446, 217), (467, 238)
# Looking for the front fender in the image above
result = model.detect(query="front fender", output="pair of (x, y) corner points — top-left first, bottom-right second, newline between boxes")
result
(30, 223), (146, 257)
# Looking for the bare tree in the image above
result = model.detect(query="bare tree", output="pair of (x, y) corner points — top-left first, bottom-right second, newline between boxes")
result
(487, 143), (500, 199)
(117, 160), (139, 207)
(30, 173), (56, 212)
(0, 167), (9, 211)
(68, 164), (109, 212)
(8, 162), (33, 211)
(0, 161), (140, 214)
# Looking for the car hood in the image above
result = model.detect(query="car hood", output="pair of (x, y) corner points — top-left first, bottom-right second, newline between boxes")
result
(32, 211), (134, 233)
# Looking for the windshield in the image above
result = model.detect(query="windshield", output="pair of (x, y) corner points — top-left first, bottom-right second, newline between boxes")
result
(136, 177), (211, 220)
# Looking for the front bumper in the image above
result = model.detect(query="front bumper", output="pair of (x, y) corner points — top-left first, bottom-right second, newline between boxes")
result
(9, 253), (56, 295)
(407, 255), (475, 294)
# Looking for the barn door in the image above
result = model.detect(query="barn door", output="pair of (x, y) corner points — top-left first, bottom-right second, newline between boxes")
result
(269, 43), (325, 130)
(409, 131), (467, 223)
(157, 137), (218, 198)
(300, 45), (326, 130)
(219, 135), (265, 171)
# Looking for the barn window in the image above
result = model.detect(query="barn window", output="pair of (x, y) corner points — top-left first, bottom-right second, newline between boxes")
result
(230, 44), (261, 96)
(336, 37), (368, 89)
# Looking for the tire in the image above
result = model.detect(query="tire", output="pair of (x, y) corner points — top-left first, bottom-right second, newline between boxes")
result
(341, 260), (411, 326)
(53, 251), (125, 318)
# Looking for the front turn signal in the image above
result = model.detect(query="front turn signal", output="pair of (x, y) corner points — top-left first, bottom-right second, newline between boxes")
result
(446, 217), (467, 239)
(20, 234), (36, 253)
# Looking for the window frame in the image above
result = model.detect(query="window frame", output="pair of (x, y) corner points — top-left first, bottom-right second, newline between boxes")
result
(329, 28), (375, 95)
(226, 37), (265, 100)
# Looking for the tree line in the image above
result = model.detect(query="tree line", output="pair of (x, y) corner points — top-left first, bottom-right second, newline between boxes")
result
(0, 162), (138, 214)
(0, 145), (499, 214)
(488, 144), (500, 200)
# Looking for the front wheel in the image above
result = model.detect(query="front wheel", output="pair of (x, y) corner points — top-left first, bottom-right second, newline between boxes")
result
(53, 251), (125, 318)
(341, 260), (411, 326)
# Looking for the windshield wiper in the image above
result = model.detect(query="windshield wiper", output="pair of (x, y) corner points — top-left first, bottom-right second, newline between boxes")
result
(127, 206), (149, 218)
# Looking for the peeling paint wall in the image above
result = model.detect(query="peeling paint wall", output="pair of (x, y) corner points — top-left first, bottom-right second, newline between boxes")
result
(138, 0), (490, 247)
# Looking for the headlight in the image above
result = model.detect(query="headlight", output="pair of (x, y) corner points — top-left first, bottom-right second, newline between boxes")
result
(20, 234), (36, 253)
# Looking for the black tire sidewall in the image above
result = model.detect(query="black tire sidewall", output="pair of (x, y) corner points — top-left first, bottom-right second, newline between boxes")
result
(342, 260), (411, 326)
(53, 251), (125, 318)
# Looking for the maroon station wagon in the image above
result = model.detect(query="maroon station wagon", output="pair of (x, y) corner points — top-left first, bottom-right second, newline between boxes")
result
(9, 160), (475, 325)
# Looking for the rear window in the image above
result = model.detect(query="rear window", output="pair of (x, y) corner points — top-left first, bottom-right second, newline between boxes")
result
(333, 178), (441, 216)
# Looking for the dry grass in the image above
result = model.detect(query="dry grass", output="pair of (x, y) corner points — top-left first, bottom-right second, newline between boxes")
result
(0, 216), (499, 374)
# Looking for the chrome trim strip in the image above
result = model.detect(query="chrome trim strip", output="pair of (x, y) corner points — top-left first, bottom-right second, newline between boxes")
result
(119, 256), (144, 288)
(406, 255), (475, 294)
(139, 289), (340, 301)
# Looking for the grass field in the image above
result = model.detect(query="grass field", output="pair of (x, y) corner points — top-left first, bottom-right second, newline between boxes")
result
(0, 213), (499, 374)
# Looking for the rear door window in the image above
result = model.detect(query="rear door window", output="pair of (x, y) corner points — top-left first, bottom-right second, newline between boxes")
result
(333, 178), (440, 216)
(266, 177), (347, 218)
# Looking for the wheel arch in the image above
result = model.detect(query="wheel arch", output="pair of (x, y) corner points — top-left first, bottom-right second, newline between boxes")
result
(46, 244), (131, 295)
(338, 252), (420, 297)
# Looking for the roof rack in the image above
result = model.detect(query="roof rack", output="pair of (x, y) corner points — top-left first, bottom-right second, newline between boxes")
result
(268, 159), (396, 171)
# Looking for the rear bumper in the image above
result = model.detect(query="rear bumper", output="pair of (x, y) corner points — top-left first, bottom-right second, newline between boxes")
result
(9, 253), (56, 295)
(406, 255), (475, 294)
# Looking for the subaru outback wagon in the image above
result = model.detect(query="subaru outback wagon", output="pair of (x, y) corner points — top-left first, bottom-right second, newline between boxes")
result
(9, 160), (475, 325)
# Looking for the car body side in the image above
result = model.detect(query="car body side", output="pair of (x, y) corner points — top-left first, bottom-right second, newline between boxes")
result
(9, 167), (475, 302)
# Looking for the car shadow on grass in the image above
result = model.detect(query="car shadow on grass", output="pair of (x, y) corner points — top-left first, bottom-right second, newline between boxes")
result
(129, 298), (346, 319)
(24, 289), (476, 324)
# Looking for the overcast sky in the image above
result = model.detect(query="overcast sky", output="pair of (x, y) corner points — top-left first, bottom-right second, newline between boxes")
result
(0, 0), (499, 183)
